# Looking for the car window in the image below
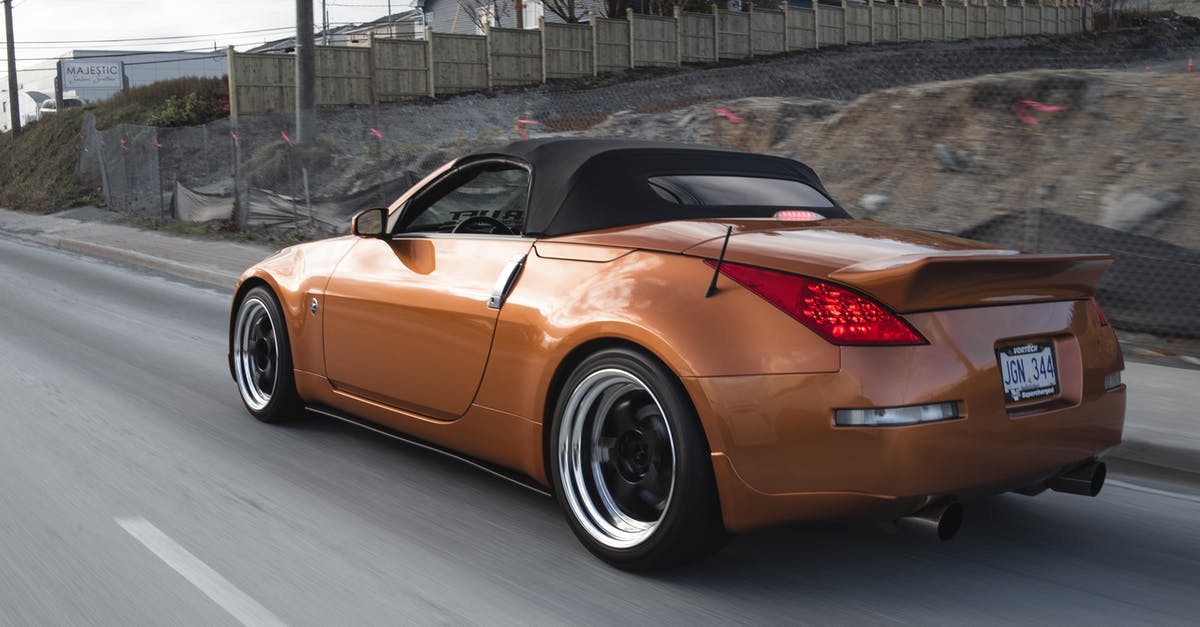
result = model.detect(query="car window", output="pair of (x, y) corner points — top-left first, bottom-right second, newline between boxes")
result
(401, 164), (530, 235)
(648, 175), (835, 209)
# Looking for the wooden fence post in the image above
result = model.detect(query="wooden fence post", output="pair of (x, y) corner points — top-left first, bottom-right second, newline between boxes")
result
(425, 26), (436, 98)
(943, 0), (949, 40)
(869, 0), (876, 45)
(675, 5), (684, 65)
(813, 1), (820, 50)
(712, 5), (720, 62)
(842, 0), (849, 45)
(589, 10), (599, 76)
(539, 16), (548, 83)
(782, 1), (790, 52)
(367, 33), (379, 107)
(627, 8), (637, 68)
(747, 3), (754, 58)
(917, 0), (925, 40)
(226, 46), (239, 122)
(484, 23), (494, 89)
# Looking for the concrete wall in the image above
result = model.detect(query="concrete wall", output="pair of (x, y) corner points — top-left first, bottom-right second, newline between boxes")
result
(228, 1), (1100, 116)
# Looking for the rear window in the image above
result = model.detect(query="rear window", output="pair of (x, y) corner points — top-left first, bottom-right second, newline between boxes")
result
(648, 175), (835, 208)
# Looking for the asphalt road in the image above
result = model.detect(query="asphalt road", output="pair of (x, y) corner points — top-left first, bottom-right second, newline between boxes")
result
(1, 234), (1199, 626)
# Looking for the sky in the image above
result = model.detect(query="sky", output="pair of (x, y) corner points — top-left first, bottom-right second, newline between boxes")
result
(3, 0), (414, 87)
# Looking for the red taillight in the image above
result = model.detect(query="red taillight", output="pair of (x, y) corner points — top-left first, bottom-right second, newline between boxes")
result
(1091, 297), (1109, 327)
(706, 261), (925, 346)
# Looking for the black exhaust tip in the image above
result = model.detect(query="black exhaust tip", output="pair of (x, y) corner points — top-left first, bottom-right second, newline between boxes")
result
(897, 501), (963, 541)
(1048, 461), (1106, 497)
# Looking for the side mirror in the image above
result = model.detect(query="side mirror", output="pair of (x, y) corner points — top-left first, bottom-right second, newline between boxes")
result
(351, 208), (386, 237)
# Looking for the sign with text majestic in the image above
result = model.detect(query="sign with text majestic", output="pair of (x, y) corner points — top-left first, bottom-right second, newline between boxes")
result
(61, 60), (124, 89)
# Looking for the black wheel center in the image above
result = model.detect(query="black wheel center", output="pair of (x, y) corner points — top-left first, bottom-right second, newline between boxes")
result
(616, 429), (652, 481)
(253, 337), (271, 369)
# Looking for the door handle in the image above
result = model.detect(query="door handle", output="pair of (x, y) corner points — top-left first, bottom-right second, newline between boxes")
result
(488, 253), (527, 310)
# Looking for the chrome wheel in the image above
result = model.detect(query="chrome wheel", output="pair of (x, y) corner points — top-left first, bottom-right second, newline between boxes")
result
(233, 295), (278, 412)
(558, 368), (676, 550)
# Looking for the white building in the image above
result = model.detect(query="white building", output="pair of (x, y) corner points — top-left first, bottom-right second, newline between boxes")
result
(2, 49), (227, 133)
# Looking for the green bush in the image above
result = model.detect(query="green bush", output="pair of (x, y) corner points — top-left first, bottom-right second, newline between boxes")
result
(146, 91), (229, 127)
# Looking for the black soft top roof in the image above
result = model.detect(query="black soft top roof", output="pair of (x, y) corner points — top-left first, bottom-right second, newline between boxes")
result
(462, 138), (848, 237)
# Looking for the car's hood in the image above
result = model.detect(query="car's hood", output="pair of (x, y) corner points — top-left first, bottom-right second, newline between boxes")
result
(551, 219), (1112, 312)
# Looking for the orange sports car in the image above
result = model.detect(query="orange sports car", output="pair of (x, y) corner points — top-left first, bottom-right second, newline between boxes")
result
(229, 139), (1125, 570)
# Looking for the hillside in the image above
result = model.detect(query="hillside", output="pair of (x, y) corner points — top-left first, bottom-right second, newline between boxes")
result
(0, 78), (227, 213)
(585, 69), (1200, 250)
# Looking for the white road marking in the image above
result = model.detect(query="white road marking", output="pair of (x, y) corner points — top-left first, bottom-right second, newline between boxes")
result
(1106, 479), (1200, 505)
(116, 517), (288, 627)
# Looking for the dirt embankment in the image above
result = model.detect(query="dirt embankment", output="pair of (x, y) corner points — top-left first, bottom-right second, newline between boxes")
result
(586, 69), (1200, 249)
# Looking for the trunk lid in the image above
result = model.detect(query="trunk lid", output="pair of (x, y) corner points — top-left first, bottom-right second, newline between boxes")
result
(557, 219), (1111, 312)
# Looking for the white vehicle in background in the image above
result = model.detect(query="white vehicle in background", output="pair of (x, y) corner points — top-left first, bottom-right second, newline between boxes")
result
(37, 98), (83, 119)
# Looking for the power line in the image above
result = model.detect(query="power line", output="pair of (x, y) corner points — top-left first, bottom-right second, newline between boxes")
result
(15, 25), (297, 45)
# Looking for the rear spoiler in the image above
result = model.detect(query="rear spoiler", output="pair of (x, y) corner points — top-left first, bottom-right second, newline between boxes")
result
(829, 251), (1113, 313)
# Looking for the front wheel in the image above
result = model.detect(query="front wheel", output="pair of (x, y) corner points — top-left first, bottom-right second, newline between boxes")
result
(232, 286), (302, 422)
(550, 347), (727, 570)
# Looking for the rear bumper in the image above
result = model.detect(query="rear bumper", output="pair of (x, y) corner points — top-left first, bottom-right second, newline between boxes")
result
(682, 300), (1126, 533)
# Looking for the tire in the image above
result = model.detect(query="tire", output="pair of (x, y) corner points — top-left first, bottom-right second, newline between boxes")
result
(550, 347), (728, 570)
(231, 286), (303, 422)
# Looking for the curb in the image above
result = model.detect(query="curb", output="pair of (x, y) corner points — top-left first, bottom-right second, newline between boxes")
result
(29, 234), (239, 291)
(1107, 440), (1200, 477)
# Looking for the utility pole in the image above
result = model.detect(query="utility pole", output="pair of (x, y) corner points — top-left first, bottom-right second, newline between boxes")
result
(296, 0), (316, 145)
(321, 0), (329, 45)
(4, 0), (19, 137)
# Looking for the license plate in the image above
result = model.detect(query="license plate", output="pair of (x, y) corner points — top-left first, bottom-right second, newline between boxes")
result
(996, 342), (1060, 403)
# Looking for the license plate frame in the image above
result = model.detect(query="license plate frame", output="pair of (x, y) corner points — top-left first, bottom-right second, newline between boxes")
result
(995, 342), (1060, 404)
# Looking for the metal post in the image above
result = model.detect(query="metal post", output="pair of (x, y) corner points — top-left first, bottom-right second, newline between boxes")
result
(296, 0), (317, 145)
(4, 0), (19, 137)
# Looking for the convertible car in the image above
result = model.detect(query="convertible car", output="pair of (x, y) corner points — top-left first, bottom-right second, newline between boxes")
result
(229, 138), (1125, 570)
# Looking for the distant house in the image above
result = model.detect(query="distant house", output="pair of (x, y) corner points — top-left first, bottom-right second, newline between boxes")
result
(422, 0), (601, 35)
(249, 10), (425, 53)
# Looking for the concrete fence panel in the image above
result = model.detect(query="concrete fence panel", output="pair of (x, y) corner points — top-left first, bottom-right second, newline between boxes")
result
(1084, 2), (1093, 31)
(718, 10), (752, 59)
(751, 9), (786, 56)
(543, 22), (592, 79)
(787, 7), (818, 49)
(231, 52), (295, 115)
(680, 11), (717, 62)
(818, 4), (846, 46)
(986, 1), (1005, 36)
(594, 17), (632, 72)
(875, 2), (900, 43)
(899, 3), (922, 42)
(631, 14), (679, 67)
(228, 1), (1098, 113)
(782, 7), (820, 48)
(431, 33), (488, 95)
(921, 3), (945, 39)
(373, 38), (430, 101)
(488, 27), (542, 87)
(1005, 4), (1024, 35)
(967, 2), (987, 37)
(946, 2), (968, 39)
(846, 3), (871, 44)
(1026, 4), (1041, 33)
(315, 47), (372, 106)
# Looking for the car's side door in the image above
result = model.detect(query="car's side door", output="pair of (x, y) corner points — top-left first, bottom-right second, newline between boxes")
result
(321, 160), (533, 420)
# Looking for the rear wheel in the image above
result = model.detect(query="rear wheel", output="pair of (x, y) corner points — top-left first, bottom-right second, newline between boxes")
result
(232, 286), (302, 422)
(550, 347), (727, 570)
